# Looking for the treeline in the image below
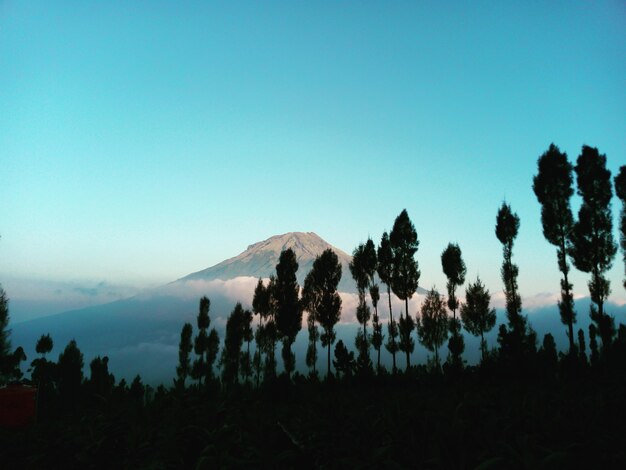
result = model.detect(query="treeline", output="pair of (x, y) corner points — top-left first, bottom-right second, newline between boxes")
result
(0, 143), (625, 403)
(171, 144), (626, 386)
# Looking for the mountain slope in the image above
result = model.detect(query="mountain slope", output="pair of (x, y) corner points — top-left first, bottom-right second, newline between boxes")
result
(180, 232), (355, 292)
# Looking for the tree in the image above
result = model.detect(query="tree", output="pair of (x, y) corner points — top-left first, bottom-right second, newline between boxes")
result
(252, 277), (270, 385)
(274, 249), (302, 378)
(176, 322), (193, 388)
(302, 270), (320, 377)
(241, 307), (254, 383)
(417, 288), (449, 369)
(349, 239), (376, 374)
(221, 303), (246, 385)
(533, 143), (577, 353)
(370, 284), (384, 373)
(57, 339), (84, 412)
(191, 297), (219, 385)
(578, 328), (587, 364)
(460, 277), (496, 362)
(390, 209), (420, 370)
(441, 243), (467, 368)
(614, 165), (626, 291)
(87, 356), (114, 399)
(570, 146), (617, 351)
(378, 231), (398, 372)
(0, 285), (12, 384)
(306, 249), (342, 378)
(333, 340), (355, 380)
(36, 334), (53, 356)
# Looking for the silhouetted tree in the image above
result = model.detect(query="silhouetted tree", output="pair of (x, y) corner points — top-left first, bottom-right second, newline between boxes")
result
(589, 324), (599, 366)
(302, 270), (320, 377)
(252, 277), (271, 385)
(191, 297), (220, 386)
(370, 284), (384, 373)
(496, 202), (533, 359)
(57, 339), (84, 412)
(0, 285), (13, 384)
(221, 303), (246, 385)
(441, 243), (467, 368)
(538, 333), (558, 377)
(262, 276), (279, 380)
(615, 165), (626, 291)
(533, 144), (577, 353)
(87, 356), (114, 399)
(378, 231), (398, 372)
(460, 277), (496, 362)
(274, 249), (302, 378)
(570, 146), (617, 351)
(333, 340), (355, 380)
(36, 333), (53, 356)
(307, 249), (342, 378)
(390, 210), (420, 370)
(350, 240), (376, 374)
(417, 288), (449, 369)
(176, 322), (193, 388)
(241, 307), (254, 383)
(578, 328), (587, 364)
(129, 374), (145, 408)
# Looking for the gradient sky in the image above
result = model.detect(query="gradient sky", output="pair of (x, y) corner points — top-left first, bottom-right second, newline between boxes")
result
(1, 1), (625, 320)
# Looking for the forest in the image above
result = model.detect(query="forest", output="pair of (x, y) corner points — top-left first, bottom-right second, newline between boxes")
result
(1, 144), (626, 468)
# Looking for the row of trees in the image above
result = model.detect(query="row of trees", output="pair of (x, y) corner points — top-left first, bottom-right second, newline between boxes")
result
(172, 144), (626, 385)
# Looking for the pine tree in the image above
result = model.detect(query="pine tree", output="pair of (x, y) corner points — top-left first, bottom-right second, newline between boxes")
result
(614, 165), (626, 291)
(578, 328), (587, 364)
(349, 240), (376, 374)
(417, 288), (449, 370)
(305, 249), (342, 378)
(57, 339), (84, 412)
(460, 277), (496, 362)
(333, 340), (355, 380)
(533, 144), (577, 353)
(302, 270), (320, 377)
(176, 322), (193, 388)
(378, 231), (398, 372)
(390, 210), (420, 370)
(191, 297), (219, 385)
(370, 284), (384, 373)
(570, 146), (617, 351)
(221, 303), (246, 385)
(274, 249), (302, 378)
(252, 277), (269, 385)
(441, 243), (467, 368)
(241, 307), (254, 384)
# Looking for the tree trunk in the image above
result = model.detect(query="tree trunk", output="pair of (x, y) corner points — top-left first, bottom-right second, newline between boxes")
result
(405, 298), (411, 370)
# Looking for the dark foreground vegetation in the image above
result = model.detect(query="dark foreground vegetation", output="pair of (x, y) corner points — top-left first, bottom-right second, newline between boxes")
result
(1, 363), (626, 469)
(1, 144), (626, 468)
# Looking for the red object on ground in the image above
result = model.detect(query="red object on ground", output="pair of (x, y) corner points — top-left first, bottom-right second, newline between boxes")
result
(0, 384), (37, 427)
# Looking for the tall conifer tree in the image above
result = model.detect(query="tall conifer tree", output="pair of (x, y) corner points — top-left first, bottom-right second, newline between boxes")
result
(441, 243), (466, 368)
(390, 209), (420, 370)
(570, 146), (617, 350)
(378, 232), (398, 372)
(533, 143), (577, 352)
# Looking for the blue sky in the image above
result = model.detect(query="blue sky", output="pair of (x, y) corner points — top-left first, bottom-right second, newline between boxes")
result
(1, 1), (625, 319)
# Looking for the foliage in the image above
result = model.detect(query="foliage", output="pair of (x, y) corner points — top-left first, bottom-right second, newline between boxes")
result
(274, 248), (302, 377)
(441, 242), (466, 367)
(614, 165), (626, 291)
(460, 277), (496, 362)
(570, 146), (617, 351)
(303, 249), (342, 378)
(378, 231), (398, 372)
(417, 288), (449, 369)
(533, 143), (577, 352)
(176, 322), (193, 387)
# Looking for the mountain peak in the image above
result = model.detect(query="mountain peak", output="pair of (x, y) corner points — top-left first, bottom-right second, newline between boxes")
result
(181, 232), (353, 290)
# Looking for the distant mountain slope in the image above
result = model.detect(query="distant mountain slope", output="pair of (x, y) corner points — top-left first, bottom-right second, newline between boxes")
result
(181, 232), (356, 292)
